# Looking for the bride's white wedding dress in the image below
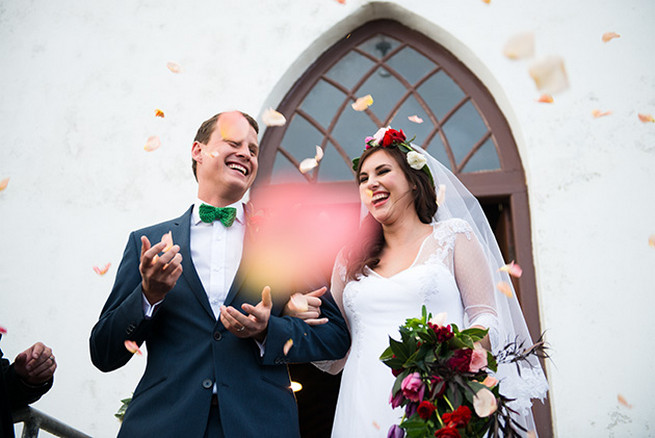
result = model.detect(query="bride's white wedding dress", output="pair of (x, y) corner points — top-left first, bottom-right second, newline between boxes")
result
(318, 218), (502, 437)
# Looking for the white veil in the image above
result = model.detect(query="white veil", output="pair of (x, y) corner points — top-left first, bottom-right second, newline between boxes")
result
(413, 145), (549, 431)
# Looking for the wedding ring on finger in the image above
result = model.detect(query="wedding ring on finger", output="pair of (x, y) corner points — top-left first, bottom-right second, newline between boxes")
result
(236, 326), (245, 332)
(49, 356), (55, 363)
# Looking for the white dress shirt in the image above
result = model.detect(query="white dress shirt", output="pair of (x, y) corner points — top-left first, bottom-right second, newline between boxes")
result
(142, 199), (245, 319)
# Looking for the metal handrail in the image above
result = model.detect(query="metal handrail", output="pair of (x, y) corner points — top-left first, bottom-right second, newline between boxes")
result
(12, 407), (92, 438)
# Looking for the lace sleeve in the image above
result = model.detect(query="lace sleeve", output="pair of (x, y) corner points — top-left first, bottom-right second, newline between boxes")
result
(452, 223), (501, 349)
(313, 250), (350, 375)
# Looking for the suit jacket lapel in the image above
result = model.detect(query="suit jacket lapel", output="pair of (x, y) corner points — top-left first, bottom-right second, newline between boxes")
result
(175, 206), (216, 320)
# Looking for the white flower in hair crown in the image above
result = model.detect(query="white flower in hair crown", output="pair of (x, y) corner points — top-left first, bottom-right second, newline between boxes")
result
(352, 127), (434, 187)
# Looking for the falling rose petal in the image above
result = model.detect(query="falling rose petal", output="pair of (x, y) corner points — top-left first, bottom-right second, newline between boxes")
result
(649, 234), (655, 248)
(503, 32), (535, 60)
(0, 325), (7, 335)
(288, 293), (309, 312)
(497, 281), (513, 298)
(351, 94), (374, 111)
(529, 56), (569, 94)
(365, 189), (373, 198)
(482, 376), (499, 388)
(93, 263), (111, 276)
(283, 338), (294, 356)
(166, 62), (182, 73)
(262, 108), (287, 127)
(299, 158), (319, 174)
(617, 394), (633, 408)
(536, 94), (554, 103)
(372, 422), (380, 430)
(334, 0), (346, 3)
(144, 135), (161, 152)
(602, 32), (621, 43)
(0, 177), (9, 192)
(638, 113), (655, 123)
(592, 109), (612, 118)
(124, 340), (143, 356)
(436, 184), (446, 206)
(473, 387), (498, 417)
(408, 115), (424, 124)
(154, 109), (165, 118)
(499, 261), (523, 278)
(482, 0), (491, 3)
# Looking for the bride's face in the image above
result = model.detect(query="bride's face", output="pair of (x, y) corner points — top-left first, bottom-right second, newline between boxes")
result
(358, 149), (415, 225)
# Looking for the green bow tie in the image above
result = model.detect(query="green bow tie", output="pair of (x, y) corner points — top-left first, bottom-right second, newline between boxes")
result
(198, 204), (237, 227)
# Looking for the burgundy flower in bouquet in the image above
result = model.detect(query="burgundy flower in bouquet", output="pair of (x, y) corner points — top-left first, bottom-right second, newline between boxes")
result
(380, 306), (549, 438)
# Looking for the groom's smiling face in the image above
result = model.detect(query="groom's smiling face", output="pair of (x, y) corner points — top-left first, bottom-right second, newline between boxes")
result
(193, 112), (259, 202)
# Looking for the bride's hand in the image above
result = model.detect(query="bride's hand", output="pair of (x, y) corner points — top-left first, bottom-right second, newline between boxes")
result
(283, 286), (329, 326)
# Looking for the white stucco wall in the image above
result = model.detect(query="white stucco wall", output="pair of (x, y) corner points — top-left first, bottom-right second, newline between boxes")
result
(1, 1), (653, 436)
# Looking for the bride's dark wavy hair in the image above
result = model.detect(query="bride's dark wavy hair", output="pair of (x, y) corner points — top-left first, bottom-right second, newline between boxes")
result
(345, 146), (437, 281)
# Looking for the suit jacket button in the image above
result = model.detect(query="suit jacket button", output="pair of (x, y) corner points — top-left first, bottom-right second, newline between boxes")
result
(202, 379), (213, 389)
(213, 331), (222, 341)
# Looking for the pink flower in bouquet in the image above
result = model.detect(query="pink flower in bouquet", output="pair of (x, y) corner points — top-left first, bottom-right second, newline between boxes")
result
(401, 372), (425, 402)
(469, 345), (488, 372)
(417, 400), (437, 420)
(442, 405), (472, 428)
(447, 349), (472, 373)
(434, 426), (461, 438)
(389, 389), (404, 408)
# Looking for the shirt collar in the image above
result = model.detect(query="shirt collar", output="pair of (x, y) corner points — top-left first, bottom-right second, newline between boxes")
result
(192, 198), (245, 226)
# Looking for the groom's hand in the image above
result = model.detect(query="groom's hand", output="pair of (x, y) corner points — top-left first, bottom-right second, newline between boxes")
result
(139, 235), (183, 304)
(220, 286), (272, 341)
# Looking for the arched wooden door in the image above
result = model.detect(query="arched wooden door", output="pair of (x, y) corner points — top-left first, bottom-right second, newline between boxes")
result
(253, 19), (551, 437)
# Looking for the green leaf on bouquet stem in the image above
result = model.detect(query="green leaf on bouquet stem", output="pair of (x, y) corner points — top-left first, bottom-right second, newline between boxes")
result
(486, 351), (498, 372)
(401, 418), (430, 437)
(389, 336), (410, 362)
(380, 346), (394, 362)
(461, 327), (489, 342)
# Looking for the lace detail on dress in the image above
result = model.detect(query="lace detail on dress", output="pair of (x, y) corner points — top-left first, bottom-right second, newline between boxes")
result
(422, 218), (473, 273)
(342, 283), (363, 359)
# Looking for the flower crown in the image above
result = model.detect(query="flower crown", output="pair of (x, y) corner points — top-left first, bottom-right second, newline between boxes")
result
(351, 127), (434, 187)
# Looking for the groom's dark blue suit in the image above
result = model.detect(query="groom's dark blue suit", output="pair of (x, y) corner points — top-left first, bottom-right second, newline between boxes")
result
(90, 206), (350, 437)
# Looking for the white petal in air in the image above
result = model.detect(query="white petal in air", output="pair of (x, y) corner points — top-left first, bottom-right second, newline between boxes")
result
(351, 94), (373, 111)
(144, 136), (161, 152)
(503, 32), (535, 60)
(528, 56), (569, 94)
(262, 108), (287, 127)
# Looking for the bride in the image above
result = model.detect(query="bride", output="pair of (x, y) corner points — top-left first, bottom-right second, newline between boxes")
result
(287, 127), (548, 437)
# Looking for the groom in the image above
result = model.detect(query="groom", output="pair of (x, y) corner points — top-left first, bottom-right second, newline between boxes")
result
(90, 111), (350, 437)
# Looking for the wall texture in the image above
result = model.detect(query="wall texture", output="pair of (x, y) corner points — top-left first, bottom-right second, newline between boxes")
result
(1, 1), (653, 436)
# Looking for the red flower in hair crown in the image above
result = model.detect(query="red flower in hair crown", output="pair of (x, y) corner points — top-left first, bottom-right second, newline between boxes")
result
(352, 126), (434, 187)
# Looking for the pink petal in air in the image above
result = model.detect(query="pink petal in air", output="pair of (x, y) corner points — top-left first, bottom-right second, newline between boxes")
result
(93, 263), (111, 275)
(536, 94), (554, 103)
(497, 281), (514, 298)
(166, 62), (182, 73)
(144, 136), (161, 152)
(124, 340), (143, 356)
(649, 234), (655, 248)
(351, 95), (374, 111)
(408, 115), (424, 124)
(499, 261), (523, 278)
(638, 113), (655, 123)
(0, 325), (7, 335)
(0, 178), (9, 192)
(602, 32), (621, 43)
(592, 109), (612, 118)
(617, 394), (633, 408)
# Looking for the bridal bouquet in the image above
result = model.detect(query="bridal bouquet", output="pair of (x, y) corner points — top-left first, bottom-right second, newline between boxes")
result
(380, 306), (546, 438)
